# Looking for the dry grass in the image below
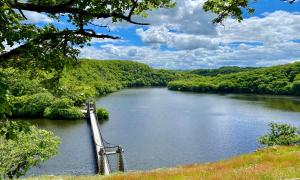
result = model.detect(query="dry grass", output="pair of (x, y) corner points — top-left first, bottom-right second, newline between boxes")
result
(25, 146), (300, 180)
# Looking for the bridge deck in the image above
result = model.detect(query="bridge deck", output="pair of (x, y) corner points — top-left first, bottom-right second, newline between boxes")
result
(89, 110), (111, 175)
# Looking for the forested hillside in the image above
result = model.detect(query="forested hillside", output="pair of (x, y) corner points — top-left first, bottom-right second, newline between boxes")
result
(2, 59), (300, 120)
(191, 66), (258, 76)
(169, 62), (300, 95)
(0, 59), (191, 119)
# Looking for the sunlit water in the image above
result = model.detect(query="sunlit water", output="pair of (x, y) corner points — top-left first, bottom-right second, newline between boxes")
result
(26, 88), (300, 175)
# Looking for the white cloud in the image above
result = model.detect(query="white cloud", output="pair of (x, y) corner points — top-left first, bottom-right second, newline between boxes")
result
(23, 11), (54, 23)
(136, 27), (219, 50)
(218, 11), (300, 44)
(79, 0), (300, 69)
(135, 0), (217, 36)
(137, 10), (300, 50)
(79, 40), (300, 69)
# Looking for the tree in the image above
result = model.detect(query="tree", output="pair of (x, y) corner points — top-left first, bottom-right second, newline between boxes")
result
(0, 70), (9, 118)
(0, 0), (175, 70)
(0, 121), (60, 178)
(1, 0), (296, 69)
(259, 122), (300, 146)
(203, 0), (296, 24)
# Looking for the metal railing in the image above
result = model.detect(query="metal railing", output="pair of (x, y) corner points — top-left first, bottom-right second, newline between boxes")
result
(86, 99), (126, 175)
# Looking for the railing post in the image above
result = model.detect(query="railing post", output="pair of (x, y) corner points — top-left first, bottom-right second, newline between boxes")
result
(86, 99), (90, 120)
(99, 148), (105, 175)
(117, 146), (125, 172)
(94, 97), (97, 113)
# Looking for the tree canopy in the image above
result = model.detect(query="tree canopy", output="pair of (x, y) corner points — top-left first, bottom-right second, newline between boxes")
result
(168, 62), (300, 96)
(203, 0), (296, 24)
(0, 0), (175, 69)
(0, 121), (60, 178)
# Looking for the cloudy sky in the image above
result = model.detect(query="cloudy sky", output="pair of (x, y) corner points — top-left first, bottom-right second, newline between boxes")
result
(24, 0), (300, 69)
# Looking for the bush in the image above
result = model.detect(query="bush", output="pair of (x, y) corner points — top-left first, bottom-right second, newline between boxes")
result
(96, 108), (109, 121)
(259, 122), (300, 146)
(292, 81), (300, 95)
(10, 92), (55, 118)
(44, 98), (84, 120)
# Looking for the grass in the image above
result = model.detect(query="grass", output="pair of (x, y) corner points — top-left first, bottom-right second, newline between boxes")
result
(24, 146), (300, 180)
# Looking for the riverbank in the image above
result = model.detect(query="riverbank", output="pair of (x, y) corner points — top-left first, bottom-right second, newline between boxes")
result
(24, 146), (300, 179)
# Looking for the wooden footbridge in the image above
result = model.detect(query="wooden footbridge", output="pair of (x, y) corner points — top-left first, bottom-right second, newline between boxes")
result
(86, 100), (125, 175)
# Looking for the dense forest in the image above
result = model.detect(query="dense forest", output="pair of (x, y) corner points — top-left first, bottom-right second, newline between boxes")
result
(0, 59), (192, 120)
(2, 59), (300, 120)
(190, 66), (259, 76)
(168, 62), (300, 95)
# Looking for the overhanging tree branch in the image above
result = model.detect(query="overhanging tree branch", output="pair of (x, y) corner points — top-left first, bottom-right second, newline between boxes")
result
(0, 29), (119, 60)
(8, 1), (149, 25)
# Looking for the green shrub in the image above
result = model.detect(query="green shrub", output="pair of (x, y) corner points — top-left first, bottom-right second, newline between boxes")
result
(292, 81), (300, 95)
(96, 108), (109, 121)
(10, 92), (55, 118)
(44, 98), (84, 120)
(259, 122), (300, 146)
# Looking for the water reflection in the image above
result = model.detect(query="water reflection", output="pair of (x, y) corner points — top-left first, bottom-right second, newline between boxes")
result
(228, 94), (300, 112)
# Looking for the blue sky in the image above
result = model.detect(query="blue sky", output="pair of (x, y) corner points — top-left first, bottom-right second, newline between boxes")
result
(22, 0), (300, 69)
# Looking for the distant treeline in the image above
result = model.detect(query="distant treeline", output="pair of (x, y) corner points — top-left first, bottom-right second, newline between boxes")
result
(0, 59), (192, 119)
(168, 62), (300, 96)
(190, 66), (259, 76)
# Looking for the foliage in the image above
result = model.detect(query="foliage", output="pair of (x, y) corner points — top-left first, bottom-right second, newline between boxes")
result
(0, 120), (30, 140)
(96, 108), (109, 121)
(58, 59), (193, 105)
(191, 66), (258, 76)
(0, 70), (9, 118)
(1, 0), (295, 71)
(9, 92), (55, 118)
(0, 59), (190, 119)
(0, 0), (175, 70)
(0, 121), (60, 178)
(168, 62), (300, 96)
(259, 123), (300, 146)
(292, 81), (300, 95)
(44, 98), (84, 120)
(203, 0), (295, 23)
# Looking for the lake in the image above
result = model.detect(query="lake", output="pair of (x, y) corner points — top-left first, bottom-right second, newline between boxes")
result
(27, 88), (300, 175)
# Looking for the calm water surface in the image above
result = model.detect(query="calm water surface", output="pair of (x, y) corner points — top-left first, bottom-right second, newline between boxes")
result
(26, 120), (96, 176)
(96, 88), (300, 170)
(28, 88), (300, 175)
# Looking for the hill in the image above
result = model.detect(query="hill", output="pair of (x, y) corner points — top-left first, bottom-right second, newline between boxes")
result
(2, 60), (300, 119)
(191, 66), (259, 76)
(0, 59), (192, 119)
(169, 62), (300, 95)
